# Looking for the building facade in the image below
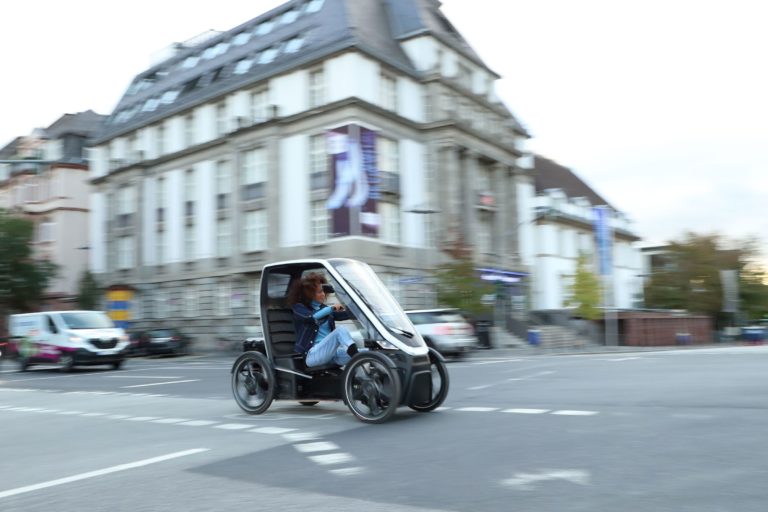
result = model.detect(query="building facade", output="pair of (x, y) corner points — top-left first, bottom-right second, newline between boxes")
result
(0, 110), (105, 309)
(521, 156), (643, 312)
(88, 0), (532, 344)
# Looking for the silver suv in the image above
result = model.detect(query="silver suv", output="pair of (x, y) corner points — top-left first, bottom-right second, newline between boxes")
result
(406, 309), (479, 358)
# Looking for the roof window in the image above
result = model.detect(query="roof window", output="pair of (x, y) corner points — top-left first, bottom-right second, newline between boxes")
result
(258, 47), (279, 65)
(160, 90), (180, 104)
(234, 58), (254, 75)
(284, 35), (305, 54)
(182, 55), (200, 69)
(305, 0), (325, 13)
(254, 21), (274, 36)
(232, 31), (251, 46)
(141, 98), (160, 112)
(280, 9), (300, 24)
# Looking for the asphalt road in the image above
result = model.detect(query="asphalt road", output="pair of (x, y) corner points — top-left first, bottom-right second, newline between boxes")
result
(1, 345), (768, 512)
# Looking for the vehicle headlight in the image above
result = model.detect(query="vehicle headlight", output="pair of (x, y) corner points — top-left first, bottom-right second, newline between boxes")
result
(119, 334), (128, 342)
(69, 336), (83, 343)
(377, 338), (397, 350)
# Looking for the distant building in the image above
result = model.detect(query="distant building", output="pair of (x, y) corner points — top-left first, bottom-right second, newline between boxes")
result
(0, 110), (106, 309)
(522, 156), (644, 312)
(88, 0), (532, 343)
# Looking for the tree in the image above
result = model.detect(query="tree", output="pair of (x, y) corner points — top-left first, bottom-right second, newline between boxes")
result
(644, 232), (768, 325)
(434, 255), (494, 317)
(566, 253), (602, 320)
(0, 209), (58, 315)
(76, 270), (101, 310)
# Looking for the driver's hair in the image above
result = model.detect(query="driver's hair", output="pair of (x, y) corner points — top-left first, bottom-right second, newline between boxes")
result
(287, 272), (328, 307)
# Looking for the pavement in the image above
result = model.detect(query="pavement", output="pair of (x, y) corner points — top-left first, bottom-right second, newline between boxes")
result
(472, 340), (757, 357)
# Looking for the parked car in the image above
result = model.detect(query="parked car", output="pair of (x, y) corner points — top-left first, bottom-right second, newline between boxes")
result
(131, 328), (192, 356)
(405, 308), (479, 358)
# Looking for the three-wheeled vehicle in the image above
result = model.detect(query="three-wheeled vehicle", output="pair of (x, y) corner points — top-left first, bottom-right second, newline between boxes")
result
(231, 258), (449, 423)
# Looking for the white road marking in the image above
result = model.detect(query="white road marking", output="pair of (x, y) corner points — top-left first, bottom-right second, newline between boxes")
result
(467, 384), (493, 391)
(121, 379), (199, 388)
(250, 427), (296, 434)
(283, 432), (321, 442)
(473, 359), (522, 365)
(502, 469), (591, 490)
(80, 412), (107, 417)
(108, 414), (130, 420)
(551, 410), (599, 416)
(456, 407), (500, 412)
(152, 418), (190, 424)
(179, 420), (219, 427)
(330, 467), (365, 476)
(604, 357), (641, 362)
(104, 375), (183, 379)
(294, 442), (339, 453)
(309, 453), (354, 465)
(0, 448), (210, 500)
(126, 416), (161, 422)
(214, 423), (253, 430)
(502, 408), (550, 414)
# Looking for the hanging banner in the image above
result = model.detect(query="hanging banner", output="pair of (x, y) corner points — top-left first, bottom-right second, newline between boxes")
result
(592, 206), (613, 276)
(325, 124), (379, 237)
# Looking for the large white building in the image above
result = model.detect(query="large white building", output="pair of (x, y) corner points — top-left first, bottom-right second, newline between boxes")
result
(89, 0), (533, 343)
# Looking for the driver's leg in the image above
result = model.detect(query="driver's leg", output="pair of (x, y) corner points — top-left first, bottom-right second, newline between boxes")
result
(306, 327), (355, 367)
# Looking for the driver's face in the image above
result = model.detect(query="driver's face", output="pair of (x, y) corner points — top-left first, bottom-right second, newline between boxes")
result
(314, 284), (326, 304)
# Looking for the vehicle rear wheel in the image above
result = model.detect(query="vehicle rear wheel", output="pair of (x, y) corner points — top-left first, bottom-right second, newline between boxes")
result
(232, 351), (275, 415)
(408, 348), (450, 412)
(342, 352), (401, 424)
(299, 401), (319, 406)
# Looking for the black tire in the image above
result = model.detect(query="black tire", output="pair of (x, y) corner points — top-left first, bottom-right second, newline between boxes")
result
(232, 351), (275, 415)
(408, 348), (450, 412)
(112, 359), (124, 370)
(299, 401), (319, 406)
(17, 357), (29, 372)
(342, 352), (401, 424)
(59, 353), (75, 373)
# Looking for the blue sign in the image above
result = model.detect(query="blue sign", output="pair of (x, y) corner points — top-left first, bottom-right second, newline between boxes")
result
(592, 206), (613, 276)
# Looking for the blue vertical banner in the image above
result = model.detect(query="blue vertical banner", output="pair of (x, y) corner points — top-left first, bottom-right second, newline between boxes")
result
(592, 206), (613, 276)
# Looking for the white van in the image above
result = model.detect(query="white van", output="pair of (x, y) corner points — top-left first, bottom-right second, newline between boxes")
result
(8, 310), (130, 371)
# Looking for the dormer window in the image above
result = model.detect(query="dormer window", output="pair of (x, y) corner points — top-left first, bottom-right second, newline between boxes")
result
(284, 35), (305, 54)
(254, 20), (274, 36)
(305, 0), (325, 13)
(258, 47), (279, 65)
(232, 32), (251, 46)
(281, 9), (299, 24)
(182, 55), (200, 68)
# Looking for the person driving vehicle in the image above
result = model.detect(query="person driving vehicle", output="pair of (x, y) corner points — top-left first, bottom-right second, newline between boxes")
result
(288, 272), (359, 367)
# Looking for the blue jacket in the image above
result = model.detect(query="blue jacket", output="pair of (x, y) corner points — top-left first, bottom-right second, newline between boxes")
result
(292, 303), (350, 354)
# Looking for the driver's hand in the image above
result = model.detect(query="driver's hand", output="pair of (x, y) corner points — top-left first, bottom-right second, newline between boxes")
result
(332, 303), (345, 312)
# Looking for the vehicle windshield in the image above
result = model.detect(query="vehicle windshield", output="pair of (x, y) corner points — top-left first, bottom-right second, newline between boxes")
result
(330, 259), (419, 346)
(60, 312), (115, 330)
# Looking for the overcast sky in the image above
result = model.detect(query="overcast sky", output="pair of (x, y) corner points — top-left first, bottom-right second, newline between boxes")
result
(2, 0), (766, 260)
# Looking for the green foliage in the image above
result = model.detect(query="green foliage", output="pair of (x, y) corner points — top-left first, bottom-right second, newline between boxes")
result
(76, 270), (101, 310)
(644, 232), (768, 322)
(434, 256), (494, 316)
(0, 209), (58, 313)
(566, 253), (602, 320)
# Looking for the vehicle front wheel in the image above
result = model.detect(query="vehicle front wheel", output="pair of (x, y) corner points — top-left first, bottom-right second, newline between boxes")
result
(342, 352), (401, 424)
(232, 351), (275, 415)
(112, 359), (124, 370)
(59, 353), (75, 373)
(408, 348), (450, 412)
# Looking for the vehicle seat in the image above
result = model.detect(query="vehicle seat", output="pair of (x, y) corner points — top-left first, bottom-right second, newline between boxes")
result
(267, 309), (338, 374)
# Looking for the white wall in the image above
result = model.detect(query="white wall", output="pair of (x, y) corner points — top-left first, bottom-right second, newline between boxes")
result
(326, 53), (378, 105)
(272, 70), (307, 117)
(90, 191), (106, 273)
(196, 160), (215, 259)
(279, 135), (309, 247)
(400, 36), (439, 71)
(166, 169), (183, 263)
(142, 178), (156, 266)
(399, 139), (427, 247)
(398, 77), (425, 123)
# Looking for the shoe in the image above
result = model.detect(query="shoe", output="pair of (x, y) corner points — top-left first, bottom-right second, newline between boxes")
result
(347, 344), (359, 357)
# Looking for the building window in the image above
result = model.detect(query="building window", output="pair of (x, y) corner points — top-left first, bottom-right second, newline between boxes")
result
(379, 202), (400, 245)
(156, 124), (165, 156)
(216, 102), (227, 136)
(242, 148), (267, 201)
(309, 134), (328, 190)
(216, 282), (231, 316)
(311, 200), (329, 244)
(117, 236), (134, 269)
(457, 62), (472, 89)
(184, 225), (195, 261)
(156, 177), (165, 223)
(380, 74), (397, 111)
(309, 68), (324, 108)
(377, 137), (399, 195)
(216, 160), (231, 210)
(244, 210), (268, 252)
(116, 185), (135, 228)
(217, 218), (231, 257)
(185, 169), (195, 217)
(184, 112), (195, 146)
(250, 88), (269, 123)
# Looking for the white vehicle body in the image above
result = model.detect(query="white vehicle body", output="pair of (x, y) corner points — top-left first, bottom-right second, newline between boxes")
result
(8, 310), (130, 371)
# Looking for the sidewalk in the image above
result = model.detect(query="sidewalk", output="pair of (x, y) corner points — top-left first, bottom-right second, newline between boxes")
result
(471, 341), (752, 358)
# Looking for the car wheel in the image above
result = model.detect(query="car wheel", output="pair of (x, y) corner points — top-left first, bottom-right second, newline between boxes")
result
(299, 401), (319, 406)
(59, 353), (75, 373)
(342, 352), (401, 424)
(112, 359), (124, 370)
(408, 348), (450, 412)
(231, 351), (275, 415)
(17, 357), (29, 372)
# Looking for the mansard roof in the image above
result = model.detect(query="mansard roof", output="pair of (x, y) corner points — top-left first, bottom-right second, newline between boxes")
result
(95, 0), (503, 143)
(46, 110), (106, 139)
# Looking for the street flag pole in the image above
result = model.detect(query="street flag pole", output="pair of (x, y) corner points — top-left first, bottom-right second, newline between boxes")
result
(593, 206), (617, 346)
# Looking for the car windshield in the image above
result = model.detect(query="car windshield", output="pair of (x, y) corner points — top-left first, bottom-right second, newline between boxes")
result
(60, 312), (115, 330)
(330, 259), (417, 344)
